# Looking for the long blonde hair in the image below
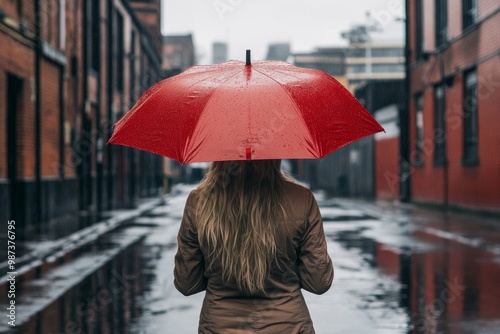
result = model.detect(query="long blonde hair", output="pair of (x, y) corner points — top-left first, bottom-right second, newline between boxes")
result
(196, 160), (289, 294)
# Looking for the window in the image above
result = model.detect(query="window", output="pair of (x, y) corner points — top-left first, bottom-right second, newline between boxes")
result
(7, 74), (24, 223)
(346, 48), (365, 58)
(415, 94), (424, 165)
(433, 84), (446, 166)
(415, 0), (424, 59)
(349, 64), (405, 73)
(90, 0), (100, 71)
(462, 0), (478, 30)
(371, 48), (404, 58)
(463, 69), (478, 165)
(435, 0), (448, 48)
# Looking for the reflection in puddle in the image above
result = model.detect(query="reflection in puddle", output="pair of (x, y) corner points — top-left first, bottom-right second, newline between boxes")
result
(334, 226), (500, 334)
(17, 241), (149, 334)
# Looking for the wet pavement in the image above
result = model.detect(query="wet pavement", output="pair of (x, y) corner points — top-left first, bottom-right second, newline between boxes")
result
(3, 183), (500, 333)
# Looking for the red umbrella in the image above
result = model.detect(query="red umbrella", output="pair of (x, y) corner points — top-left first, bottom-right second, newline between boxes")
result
(108, 51), (384, 164)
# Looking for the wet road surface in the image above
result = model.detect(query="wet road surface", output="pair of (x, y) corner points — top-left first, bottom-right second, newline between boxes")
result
(128, 184), (500, 333)
(5, 183), (500, 333)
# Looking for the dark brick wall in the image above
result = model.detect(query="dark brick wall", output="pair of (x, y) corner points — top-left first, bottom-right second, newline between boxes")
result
(1, 0), (164, 239)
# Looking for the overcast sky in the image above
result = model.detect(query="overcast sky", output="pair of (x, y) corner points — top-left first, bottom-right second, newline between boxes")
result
(161, 0), (405, 64)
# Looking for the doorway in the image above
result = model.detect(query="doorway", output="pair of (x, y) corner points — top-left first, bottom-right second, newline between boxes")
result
(7, 73), (25, 238)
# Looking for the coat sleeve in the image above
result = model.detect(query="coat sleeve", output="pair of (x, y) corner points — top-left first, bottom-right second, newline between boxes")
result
(297, 191), (334, 295)
(173, 192), (208, 296)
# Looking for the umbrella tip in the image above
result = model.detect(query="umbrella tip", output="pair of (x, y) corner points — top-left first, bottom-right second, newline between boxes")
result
(246, 50), (251, 66)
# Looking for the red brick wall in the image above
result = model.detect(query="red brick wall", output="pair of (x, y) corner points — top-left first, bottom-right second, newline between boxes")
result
(1, 0), (19, 19)
(412, 4), (499, 93)
(40, 60), (60, 177)
(376, 138), (400, 199)
(40, 0), (61, 48)
(129, 0), (162, 55)
(478, 0), (500, 18)
(0, 31), (36, 179)
(408, 1), (500, 211)
(410, 88), (446, 204)
(1, 0), (78, 180)
(447, 59), (500, 209)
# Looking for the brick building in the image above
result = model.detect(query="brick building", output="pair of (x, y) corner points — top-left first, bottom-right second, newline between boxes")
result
(161, 34), (196, 184)
(161, 34), (195, 77)
(0, 0), (163, 244)
(406, 0), (500, 211)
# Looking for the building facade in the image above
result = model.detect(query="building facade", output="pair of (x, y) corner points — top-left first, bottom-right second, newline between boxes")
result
(294, 45), (405, 198)
(0, 0), (163, 245)
(406, 0), (500, 211)
(345, 43), (405, 89)
(161, 34), (195, 77)
(212, 42), (228, 64)
(266, 43), (291, 61)
(357, 80), (405, 200)
(161, 34), (197, 184)
(292, 47), (346, 79)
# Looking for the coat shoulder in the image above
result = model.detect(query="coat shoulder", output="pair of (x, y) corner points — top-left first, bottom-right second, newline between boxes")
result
(282, 180), (315, 217)
(283, 180), (314, 199)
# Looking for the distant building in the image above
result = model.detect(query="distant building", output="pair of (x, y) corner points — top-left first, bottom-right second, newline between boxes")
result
(266, 43), (291, 61)
(406, 0), (500, 212)
(292, 47), (346, 77)
(302, 80), (404, 197)
(291, 47), (348, 182)
(129, 0), (162, 55)
(345, 43), (405, 89)
(291, 44), (404, 94)
(357, 80), (404, 200)
(162, 34), (195, 77)
(161, 35), (197, 185)
(293, 43), (405, 198)
(212, 42), (228, 64)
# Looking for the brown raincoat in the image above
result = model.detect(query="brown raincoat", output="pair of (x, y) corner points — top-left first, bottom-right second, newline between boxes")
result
(174, 181), (334, 333)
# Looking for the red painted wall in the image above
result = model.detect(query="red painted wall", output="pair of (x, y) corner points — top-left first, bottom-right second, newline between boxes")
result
(376, 138), (400, 199)
(408, 0), (500, 211)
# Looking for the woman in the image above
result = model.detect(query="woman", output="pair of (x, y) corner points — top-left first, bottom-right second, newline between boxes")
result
(174, 159), (333, 333)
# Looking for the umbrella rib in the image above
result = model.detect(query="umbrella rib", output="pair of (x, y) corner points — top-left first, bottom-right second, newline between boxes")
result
(251, 67), (320, 154)
(183, 68), (244, 162)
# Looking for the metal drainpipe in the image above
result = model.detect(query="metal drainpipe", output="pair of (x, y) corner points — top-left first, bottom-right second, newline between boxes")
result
(440, 50), (449, 209)
(81, 0), (89, 214)
(34, 0), (42, 233)
(96, 4), (103, 220)
(106, 0), (114, 211)
(401, 0), (411, 202)
(59, 65), (64, 179)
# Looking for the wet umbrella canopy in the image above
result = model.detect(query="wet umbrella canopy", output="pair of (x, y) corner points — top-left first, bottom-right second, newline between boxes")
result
(108, 50), (384, 164)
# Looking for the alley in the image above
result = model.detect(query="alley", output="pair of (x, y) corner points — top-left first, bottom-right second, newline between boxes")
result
(127, 184), (500, 334)
(2, 1), (500, 333)
(3, 183), (500, 333)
